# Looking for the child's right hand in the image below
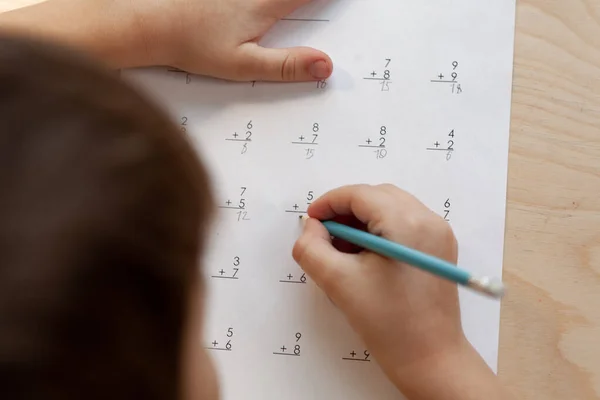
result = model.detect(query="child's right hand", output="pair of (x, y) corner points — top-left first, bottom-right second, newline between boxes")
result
(293, 184), (510, 399)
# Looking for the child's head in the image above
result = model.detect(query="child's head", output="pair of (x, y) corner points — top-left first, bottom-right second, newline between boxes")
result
(0, 33), (218, 399)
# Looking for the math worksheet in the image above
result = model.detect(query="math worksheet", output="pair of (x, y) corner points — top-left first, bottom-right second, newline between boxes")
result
(123, 1), (516, 398)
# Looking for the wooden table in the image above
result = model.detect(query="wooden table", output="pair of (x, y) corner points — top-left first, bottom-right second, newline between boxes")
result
(2, 0), (600, 398)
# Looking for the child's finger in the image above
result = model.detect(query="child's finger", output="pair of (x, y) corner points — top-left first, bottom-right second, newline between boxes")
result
(292, 217), (358, 296)
(307, 184), (395, 227)
(237, 43), (332, 82)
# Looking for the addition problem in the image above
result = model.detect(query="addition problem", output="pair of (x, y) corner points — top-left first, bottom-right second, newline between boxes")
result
(207, 327), (235, 352)
(226, 120), (254, 154)
(358, 125), (388, 159)
(363, 58), (392, 91)
(291, 123), (320, 159)
(218, 187), (250, 221)
(273, 332), (303, 357)
(430, 61), (462, 94)
(284, 191), (315, 214)
(426, 129), (455, 161)
(211, 256), (241, 280)
(342, 350), (371, 363)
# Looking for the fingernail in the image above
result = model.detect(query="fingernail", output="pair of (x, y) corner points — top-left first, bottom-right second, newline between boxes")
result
(309, 60), (330, 79)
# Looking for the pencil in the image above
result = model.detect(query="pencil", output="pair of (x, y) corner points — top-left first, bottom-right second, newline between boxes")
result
(299, 215), (505, 299)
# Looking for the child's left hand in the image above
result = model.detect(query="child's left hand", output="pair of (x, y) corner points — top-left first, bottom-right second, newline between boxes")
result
(0, 0), (333, 82)
(128, 0), (333, 82)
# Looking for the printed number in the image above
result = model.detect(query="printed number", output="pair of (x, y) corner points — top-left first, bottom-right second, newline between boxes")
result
(317, 80), (327, 89)
(448, 129), (455, 138)
(444, 198), (451, 208)
(232, 268), (239, 277)
(451, 72), (458, 81)
(300, 273), (306, 283)
(313, 123), (319, 133)
(294, 345), (301, 355)
(307, 191), (314, 201)
(240, 187), (247, 196)
(226, 340), (232, 350)
(233, 256), (240, 266)
(364, 350), (370, 361)
(452, 61), (459, 70)
(385, 59), (392, 67)
(383, 70), (390, 80)
(247, 121), (253, 130)
(295, 332), (302, 342)
(246, 131), (252, 140)
(447, 140), (454, 150)
(227, 328), (234, 338)
(181, 117), (188, 134)
(379, 126), (387, 147)
(239, 199), (246, 209)
(312, 134), (318, 143)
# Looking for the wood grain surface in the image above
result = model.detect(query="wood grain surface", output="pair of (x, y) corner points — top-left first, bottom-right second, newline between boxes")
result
(1, 0), (600, 398)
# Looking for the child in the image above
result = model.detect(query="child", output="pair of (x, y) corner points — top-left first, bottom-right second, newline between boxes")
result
(0, 1), (514, 398)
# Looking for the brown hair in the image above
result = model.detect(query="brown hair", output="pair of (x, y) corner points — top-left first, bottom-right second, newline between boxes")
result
(0, 33), (213, 399)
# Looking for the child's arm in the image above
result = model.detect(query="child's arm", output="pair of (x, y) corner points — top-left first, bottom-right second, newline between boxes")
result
(293, 184), (515, 400)
(0, 0), (332, 81)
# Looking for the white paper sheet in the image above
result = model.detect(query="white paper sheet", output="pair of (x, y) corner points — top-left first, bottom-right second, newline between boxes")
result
(122, 1), (516, 398)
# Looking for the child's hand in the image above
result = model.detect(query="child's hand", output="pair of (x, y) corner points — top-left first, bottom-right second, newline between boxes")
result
(131, 0), (333, 81)
(0, 0), (332, 82)
(293, 184), (477, 395)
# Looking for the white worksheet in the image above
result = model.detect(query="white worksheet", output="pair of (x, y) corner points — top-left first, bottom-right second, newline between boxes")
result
(123, 1), (516, 398)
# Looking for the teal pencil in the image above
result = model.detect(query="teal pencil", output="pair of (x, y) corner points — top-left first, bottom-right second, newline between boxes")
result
(300, 216), (505, 299)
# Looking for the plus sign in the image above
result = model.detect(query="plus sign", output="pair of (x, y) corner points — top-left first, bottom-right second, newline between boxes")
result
(366, 138), (372, 145)
(281, 345), (287, 352)
(293, 204), (299, 210)
(371, 71), (377, 77)
(226, 200), (232, 206)
(350, 351), (357, 358)
(298, 135), (305, 141)
(232, 132), (238, 138)
(287, 274), (293, 280)
(212, 341), (218, 347)
(438, 73), (444, 80)
(219, 269), (225, 275)
(434, 141), (440, 148)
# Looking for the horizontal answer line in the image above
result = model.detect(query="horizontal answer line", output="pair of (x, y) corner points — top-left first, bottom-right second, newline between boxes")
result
(211, 276), (239, 280)
(285, 210), (307, 214)
(218, 206), (244, 210)
(358, 145), (386, 148)
(342, 358), (371, 362)
(205, 348), (231, 351)
(225, 139), (251, 142)
(426, 148), (454, 151)
(430, 80), (458, 83)
(279, 280), (306, 284)
(363, 77), (391, 81)
(273, 352), (300, 356)
(291, 142), (319, 145)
